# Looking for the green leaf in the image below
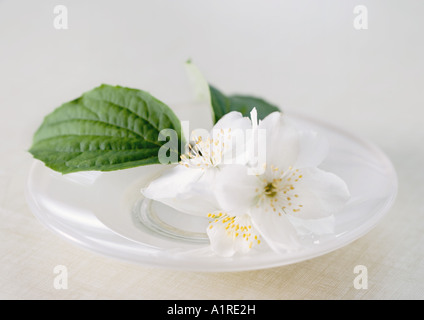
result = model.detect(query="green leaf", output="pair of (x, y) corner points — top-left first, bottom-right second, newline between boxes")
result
(29, 84), (184, 174)
(209, 85), (280, 123)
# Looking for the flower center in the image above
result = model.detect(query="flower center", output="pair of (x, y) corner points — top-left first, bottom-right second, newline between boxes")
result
(255, 166), (305, 216)
(179, 129), (232, 169)
(264, 182), (278, 197)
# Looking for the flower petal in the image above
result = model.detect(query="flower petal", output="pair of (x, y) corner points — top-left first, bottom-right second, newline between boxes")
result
(206, 213), (262, 257)
(213, 111), (251, 131)
(250, 205), (301, 253)
(143, 165), (200, 198)
(142, 165), (220, 216)
(214, 165), (259, 215)
(213, 112), (253, 166)
(258, 112), (299, 171)
(284, 167), (350, 219)
(295, 131), (329, 168)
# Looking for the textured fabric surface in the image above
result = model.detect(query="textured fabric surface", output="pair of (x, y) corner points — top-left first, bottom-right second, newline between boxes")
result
(1, 0), (423, 299)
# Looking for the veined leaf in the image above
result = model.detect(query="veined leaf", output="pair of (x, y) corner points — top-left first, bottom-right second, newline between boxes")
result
(29, 85), (184, 174)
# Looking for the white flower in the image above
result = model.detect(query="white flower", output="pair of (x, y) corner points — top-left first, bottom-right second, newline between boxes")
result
(143, 108), (350, 257)
(206, 212), (262, 257)
(214, 112), (350, 254)
(142, 111), (251, 216)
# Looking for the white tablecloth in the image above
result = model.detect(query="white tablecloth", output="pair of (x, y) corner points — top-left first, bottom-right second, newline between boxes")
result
(1, 0), (423, 299)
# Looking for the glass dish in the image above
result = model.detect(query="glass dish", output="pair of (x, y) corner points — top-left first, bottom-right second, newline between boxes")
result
(25, 111), (397, 271)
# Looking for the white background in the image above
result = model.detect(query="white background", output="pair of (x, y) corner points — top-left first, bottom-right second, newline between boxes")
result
(1, 0), (423, 299)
